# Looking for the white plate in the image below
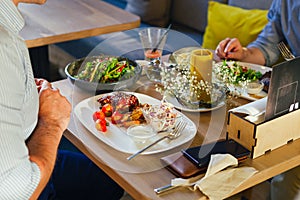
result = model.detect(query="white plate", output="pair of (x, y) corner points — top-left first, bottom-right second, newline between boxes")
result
(164, 93), (225, 112)
(74, 92), (197, 154)
(214, 61), (272, 101)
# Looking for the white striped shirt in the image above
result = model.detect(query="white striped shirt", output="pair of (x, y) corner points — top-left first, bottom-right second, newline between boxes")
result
(0, 0), (41, 199)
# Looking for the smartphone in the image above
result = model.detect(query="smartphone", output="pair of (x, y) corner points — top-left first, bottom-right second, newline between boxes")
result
(181, 139), (250, 168)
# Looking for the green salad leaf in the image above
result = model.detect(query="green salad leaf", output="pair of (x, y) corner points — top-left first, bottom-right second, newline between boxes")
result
(215, 60), (262, 85)
(75, 57), (136, 83)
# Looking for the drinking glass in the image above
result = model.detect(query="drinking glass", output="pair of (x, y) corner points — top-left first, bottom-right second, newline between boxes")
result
(139, 27), (168, 62)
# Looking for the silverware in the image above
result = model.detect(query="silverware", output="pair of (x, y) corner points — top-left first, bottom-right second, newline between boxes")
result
(277, 41), (295, 61)
(127, 120), (187, 160)
(154, 184), (180, 194)
(154, 174), (203, 195)
(154, 184), (195, 195)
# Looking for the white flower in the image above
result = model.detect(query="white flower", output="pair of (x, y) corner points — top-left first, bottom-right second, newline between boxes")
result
(157, 59), (214, 103)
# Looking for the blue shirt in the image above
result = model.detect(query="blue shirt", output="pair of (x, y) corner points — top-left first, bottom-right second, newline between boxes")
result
(248, 0), (300, 66)
(0, 0), (40, 199)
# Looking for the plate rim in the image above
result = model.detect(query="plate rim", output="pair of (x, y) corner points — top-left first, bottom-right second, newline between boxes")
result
(164, 93), (225, 112)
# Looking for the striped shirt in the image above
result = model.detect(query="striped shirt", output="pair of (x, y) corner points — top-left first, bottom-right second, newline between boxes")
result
(0, 0), (41, 199)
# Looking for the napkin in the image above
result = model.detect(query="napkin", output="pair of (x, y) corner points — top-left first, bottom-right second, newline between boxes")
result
(170, 154), (257, 200)
(229, 96), (267, 116)
(229, 97), (267, 123)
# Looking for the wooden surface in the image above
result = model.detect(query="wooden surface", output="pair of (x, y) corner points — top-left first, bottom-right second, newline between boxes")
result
(52, 77), (300, 200)
(228, 109), (300, 159)
(19, 0), (140, 48)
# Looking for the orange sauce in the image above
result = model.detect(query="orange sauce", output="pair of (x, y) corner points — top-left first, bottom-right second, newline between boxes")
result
(144, 50), (162, 59)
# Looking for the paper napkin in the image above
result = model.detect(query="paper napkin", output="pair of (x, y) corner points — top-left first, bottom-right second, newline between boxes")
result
(170, 154), (257, 200)
(229, 97), (267, 116)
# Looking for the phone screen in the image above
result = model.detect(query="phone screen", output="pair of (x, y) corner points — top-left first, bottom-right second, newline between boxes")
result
(181, 139), (250, 167)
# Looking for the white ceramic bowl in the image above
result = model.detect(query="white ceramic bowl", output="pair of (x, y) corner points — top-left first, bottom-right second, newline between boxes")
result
(126, 124), (156, 143)
(247, 82), (264, 94)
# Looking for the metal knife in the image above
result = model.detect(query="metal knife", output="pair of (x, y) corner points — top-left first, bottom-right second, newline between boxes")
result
(154, 184), (180, 195)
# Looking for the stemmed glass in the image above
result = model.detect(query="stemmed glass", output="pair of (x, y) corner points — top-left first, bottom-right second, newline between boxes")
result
(139, 27), (169, 82)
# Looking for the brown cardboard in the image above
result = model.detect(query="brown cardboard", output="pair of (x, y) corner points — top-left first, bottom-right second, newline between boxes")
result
(227, 109), (300, 159)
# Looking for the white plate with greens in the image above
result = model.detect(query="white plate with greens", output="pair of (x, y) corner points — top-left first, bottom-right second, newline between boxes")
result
(214, 61), (272, 101)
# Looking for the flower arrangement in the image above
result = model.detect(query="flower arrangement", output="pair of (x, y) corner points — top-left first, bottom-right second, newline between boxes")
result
(155, 59), (227, 109)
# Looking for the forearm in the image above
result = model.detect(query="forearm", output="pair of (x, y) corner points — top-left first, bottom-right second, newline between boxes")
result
(26, 121), (64, 200)
(26, 81), (71, 199)
(241, 47), (266, 66)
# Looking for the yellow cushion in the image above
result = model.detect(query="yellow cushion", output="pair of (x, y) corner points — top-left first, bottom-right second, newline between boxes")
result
(202, 1), (269, 50)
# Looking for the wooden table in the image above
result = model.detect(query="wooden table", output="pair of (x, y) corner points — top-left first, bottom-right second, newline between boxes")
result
(52, 76), (300, 200)
(18, 0), (140, 78)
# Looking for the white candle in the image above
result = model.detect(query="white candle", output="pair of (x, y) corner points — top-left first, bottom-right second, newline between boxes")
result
(189, 49), (213, 102)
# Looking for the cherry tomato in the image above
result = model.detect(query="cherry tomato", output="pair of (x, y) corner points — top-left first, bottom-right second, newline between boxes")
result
(92, 110), (106, 121)
(117, 64), (125, 72)
(95, 119), (107, 132)
(101, 103), (113, 117)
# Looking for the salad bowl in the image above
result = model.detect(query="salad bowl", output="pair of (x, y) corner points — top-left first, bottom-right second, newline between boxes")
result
(65, 55), (142, 92)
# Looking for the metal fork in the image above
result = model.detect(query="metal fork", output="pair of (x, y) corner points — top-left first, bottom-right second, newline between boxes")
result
(277, 41), (295, 61)
(127, 120), (187, 160)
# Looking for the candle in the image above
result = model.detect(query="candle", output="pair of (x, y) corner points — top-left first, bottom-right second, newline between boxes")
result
(189, 49), (213, 103)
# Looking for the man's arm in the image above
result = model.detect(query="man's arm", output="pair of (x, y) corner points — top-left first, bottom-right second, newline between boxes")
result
(215, 37), (266, 65)
(27, 81), (71, 199)
(240, 46), (266, 65)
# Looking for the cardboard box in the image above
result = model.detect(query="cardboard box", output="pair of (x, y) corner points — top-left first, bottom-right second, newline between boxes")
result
(227, 106), (300, 159)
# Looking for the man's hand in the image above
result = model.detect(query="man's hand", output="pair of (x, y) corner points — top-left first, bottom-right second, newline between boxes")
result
(215, 38), (266, 65)
(35, 78), (71, 133)
(215, 37), (245, 60)
(35, 78), (51, 93)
